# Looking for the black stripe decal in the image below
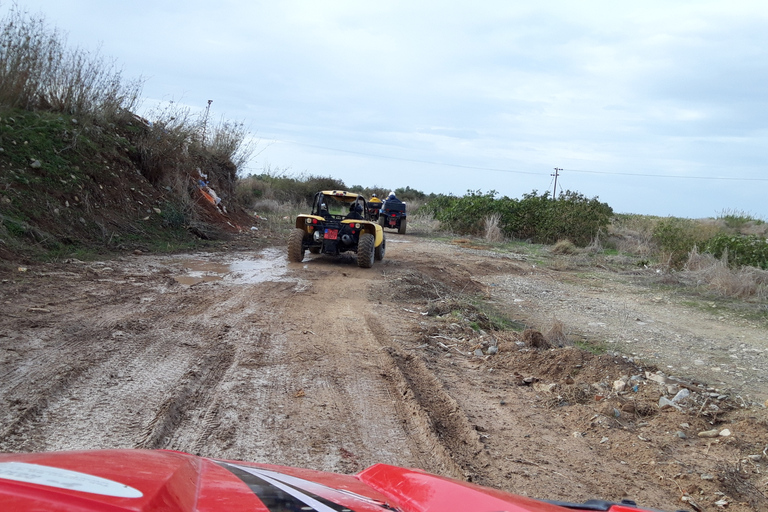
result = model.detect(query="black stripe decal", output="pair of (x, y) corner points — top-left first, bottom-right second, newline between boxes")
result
(218, 462), (356, 512)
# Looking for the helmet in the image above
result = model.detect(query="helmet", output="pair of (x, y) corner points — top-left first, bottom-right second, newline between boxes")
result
(355, 204), (363, 213)
(371, 193), (377, 198)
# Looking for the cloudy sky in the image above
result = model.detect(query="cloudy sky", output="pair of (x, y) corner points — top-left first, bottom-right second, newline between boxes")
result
(5, 1), (768, 218)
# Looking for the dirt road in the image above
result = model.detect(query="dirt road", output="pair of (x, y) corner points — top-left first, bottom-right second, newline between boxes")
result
(1, 235), (766, 511)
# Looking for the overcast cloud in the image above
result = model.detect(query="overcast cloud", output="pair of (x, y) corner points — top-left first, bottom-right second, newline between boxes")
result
(6, 1), (768, 218)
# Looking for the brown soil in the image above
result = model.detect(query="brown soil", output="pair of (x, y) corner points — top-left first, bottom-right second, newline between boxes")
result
(1, 234), (767, 511)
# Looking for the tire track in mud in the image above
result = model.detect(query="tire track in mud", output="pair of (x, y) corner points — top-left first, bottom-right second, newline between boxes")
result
(364, 312), (488, 481)
(0, 359), (96, 452)
(276, 243), (495, 478)
(136, 339), (237, 450)
(0, 265), (184, 451)
(185, 332), (272, 457)
(0, 316), (126, 452)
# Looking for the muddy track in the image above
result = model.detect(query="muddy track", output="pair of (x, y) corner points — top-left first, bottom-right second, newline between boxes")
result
(1, 237), (767, 512)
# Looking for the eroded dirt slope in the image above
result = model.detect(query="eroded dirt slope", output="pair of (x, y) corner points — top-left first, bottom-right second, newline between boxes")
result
(1, 236), (767, 512)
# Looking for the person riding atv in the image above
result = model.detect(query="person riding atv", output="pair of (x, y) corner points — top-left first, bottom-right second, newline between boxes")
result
(288, 190), (386, 268)
(378, 191), (407, 234)
(367, 193), (383, 221)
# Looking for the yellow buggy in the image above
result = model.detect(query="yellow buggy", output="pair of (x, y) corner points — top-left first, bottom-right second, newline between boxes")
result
(287, 190), (386, 268)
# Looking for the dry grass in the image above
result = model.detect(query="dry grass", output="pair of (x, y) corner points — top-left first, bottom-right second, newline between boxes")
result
(551, 239), (578, 255)
(0, 7), (141, 121)
(0, 7), (253, 197)
(685, 248), (768, 300)
(544, 384), (593, 408)
(406, 209), (443, 235)
(608, 215), (658, 257)
(483, 213), (504, 243)
(545, 319), (570, 347)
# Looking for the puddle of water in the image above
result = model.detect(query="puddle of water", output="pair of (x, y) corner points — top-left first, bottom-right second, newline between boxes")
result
(173, 248), (290, 285)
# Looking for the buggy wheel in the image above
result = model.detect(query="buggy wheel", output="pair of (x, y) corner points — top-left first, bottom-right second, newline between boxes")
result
(374, 234), (386, 261)
(357, 233), (375, 268)
(287, 228), (306, 262)
(398, 217), (407, 234)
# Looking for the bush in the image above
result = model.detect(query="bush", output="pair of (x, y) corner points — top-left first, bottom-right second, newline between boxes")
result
(526, 190), (613, 246)
(652, 217), (720, 269)
(394, 185), (428, 202)
(424, 189), (613, 246)
(430, 190), (498, 235)
(705, 234), (768, 270)
(236, 169), (365, 208)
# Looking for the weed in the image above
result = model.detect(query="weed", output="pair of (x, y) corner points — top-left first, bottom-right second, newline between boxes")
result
(717, 208), (765, 230)
(483, 212), (503, 243)
(545, 319), (571, 347)
(685, 248), (768, 300)
(574, 338), (608, 355)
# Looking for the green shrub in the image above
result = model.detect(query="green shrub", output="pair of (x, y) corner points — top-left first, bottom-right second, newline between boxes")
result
(431, 190), (499, 235)
(424, 189), (612, 246)
(527, 190), (613, 246)
(652, 217), (721, 268)
(160, 202), (188, 229)
(705, 234), (768, 270)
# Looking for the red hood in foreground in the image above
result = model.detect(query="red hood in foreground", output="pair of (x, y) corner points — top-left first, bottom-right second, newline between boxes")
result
(0, 449), (685, 512)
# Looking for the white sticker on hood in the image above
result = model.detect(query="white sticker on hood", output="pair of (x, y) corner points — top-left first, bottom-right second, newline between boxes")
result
(0, 462), (143, 498)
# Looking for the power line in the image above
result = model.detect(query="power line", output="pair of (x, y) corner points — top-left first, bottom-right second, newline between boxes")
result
(278, 139), (768, 182)
(282, 140), (542, 175)
(562, 168), (768, 181)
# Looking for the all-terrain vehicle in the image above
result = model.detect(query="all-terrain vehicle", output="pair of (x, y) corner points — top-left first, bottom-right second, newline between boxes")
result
(0, 448), (682, 511)
(378, 195), (407, 234)
(288, 190), (386, 268)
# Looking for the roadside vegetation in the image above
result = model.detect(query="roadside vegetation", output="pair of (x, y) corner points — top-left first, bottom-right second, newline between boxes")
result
(0, 7), (255, 261)
(235, 171), (768, 308)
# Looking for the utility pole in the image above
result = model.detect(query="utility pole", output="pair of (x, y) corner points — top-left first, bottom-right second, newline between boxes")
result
(552, 168), (562, 199)
(202, 99), (213, 144)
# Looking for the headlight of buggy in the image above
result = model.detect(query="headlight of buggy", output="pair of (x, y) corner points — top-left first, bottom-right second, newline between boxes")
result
(354, 223), (361, 229)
